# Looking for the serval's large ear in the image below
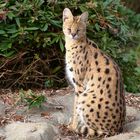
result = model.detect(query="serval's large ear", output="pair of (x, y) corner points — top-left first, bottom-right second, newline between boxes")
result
(63, 8), (73, 22)
(80, 12), (88, 23)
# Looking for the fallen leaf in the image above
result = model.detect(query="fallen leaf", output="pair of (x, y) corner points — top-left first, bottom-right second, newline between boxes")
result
(12, 115), (24, 121)
(41, 111), (50, 118)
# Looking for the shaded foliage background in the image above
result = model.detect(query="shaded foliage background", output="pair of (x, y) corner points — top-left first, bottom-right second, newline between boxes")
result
(0, 0), (140, 92)
(122, 0), (140, 13)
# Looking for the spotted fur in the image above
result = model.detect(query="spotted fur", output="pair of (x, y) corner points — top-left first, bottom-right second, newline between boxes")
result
(63, 8), (126, 138)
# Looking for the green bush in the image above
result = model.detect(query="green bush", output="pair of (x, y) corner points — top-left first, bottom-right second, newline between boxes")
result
(0, 0), (140, 92)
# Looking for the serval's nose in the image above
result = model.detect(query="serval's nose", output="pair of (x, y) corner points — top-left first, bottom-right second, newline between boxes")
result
(71, 33), (76, 38)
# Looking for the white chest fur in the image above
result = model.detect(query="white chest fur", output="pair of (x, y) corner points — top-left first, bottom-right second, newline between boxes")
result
(65, 62), (76, 87)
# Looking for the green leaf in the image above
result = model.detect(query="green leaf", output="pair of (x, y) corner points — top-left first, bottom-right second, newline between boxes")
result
(0, 3), (7, 8)
(30, 93), (36, 98)
(25, 27), (39, 31)
(7, 12), (15, 20)
(6, 28), (18, 34)
(10, 32), (19, 38)
(135, 67), (140, 74)
(95, 23), (100, 31)
(59, 39), (64, 52)
(0, 42), (12, 51)
(0, 30), (6, 34)
(24, 93), (46, 109)
(35, 0), (44, 7)
(49, 37), (58, 45)
(45, 79), (54, 88)
(15, 18), (20, 27)
(50, 20), (61, 27)
(9, 5), (18, 11)
(52, 66), (61, 74)
(3, 51), (15, 58)
(25, 98), (33, 103)
(41, 23), (48, 31)
(106, 15), (115, 20)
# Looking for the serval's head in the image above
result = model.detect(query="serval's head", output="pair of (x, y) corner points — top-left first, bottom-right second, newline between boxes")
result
(63, 8), (88, 40)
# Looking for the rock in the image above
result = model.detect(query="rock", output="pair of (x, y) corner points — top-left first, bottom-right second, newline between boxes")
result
(126, 106), (140, 120)
(5, 122), (59, 140)
(27, 114), (49, 123)
(0, 128), (5, 139)
(104, 132), (140, 140)
(51, 112), (67, 124)
(124, 120), (140, 132)
(126, 106), (138, 117)
(48, 93), (74, 125)
(132, 135), (140, 140)
(0, 101), (6, 116)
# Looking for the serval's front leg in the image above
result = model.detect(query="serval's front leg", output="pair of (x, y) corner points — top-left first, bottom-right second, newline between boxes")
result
(68, 95), (78, 130)
(68, 86), (84, 131)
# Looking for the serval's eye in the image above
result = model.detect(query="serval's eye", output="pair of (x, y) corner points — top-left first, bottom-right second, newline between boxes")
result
(68, 28), (71, 32)
(77, 29), (80, 33)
